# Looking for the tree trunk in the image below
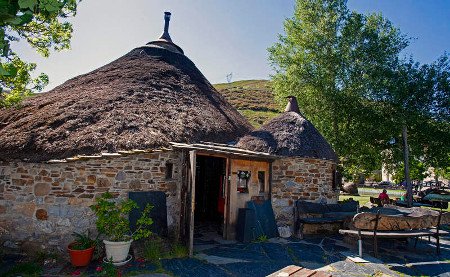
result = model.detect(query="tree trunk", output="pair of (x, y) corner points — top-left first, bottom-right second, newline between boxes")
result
(402, 125), (413, 207)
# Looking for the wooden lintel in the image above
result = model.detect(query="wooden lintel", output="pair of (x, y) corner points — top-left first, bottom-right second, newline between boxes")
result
(101, 153), (122, 157)
(47, 159), (67, 164)
(170, 142), (276, 160)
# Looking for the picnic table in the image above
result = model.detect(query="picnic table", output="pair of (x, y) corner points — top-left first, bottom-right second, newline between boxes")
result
(340, 205), (450, 257)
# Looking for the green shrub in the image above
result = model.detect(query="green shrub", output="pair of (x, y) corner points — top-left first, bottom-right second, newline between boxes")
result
(91, 192), (153, 242)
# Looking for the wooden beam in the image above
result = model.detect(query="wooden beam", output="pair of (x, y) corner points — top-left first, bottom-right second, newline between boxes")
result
(170, 142), (277, 160)
(188, 150), (196, 257)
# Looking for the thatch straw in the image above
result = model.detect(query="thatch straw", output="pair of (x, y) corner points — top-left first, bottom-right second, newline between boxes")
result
(237, 111), (337, 161)
(0, 46), (252, 162)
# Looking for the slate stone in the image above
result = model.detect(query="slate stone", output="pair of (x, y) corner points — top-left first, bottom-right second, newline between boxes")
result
(162, 258), (229, 277)
(261, 243), (293, 263)
(202, 244), (269, 262)
(410, 263), (450, 277)
(285, 243), (327, 269)
(221, 261), (291, 277)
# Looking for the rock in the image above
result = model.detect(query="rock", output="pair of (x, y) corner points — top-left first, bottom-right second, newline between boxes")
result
(97, 177), (111, 188)
(4, 240), (19, 249)
(21, 241), (45, 256)
(37, 220), (55, 234)
(278, 226), (292, 238)
(36, 197), (44, 205)
(273, 198), (289, 207)
(14, 203), (36, 217)
(285, 181), (297, 188)
(35, 183), (51, 196)
(129, 179), (142, 190)
(342, 183), (358, 195)
(87, 175), (96, 184)
(56, 218), (71, 227)
(36, 209), (48, 220)
(115, 171), (126, 181)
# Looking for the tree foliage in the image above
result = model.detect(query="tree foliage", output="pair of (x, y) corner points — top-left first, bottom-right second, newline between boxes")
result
(269, 0), (449, 178)
(0, 0), (79, 107)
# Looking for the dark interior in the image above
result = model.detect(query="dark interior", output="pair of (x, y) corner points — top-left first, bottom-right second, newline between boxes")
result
(194, 155), (226, 232)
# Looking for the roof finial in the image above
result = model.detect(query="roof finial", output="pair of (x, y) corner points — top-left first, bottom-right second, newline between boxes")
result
(284, 96), (300, 113)
(159, 11), (172, 42)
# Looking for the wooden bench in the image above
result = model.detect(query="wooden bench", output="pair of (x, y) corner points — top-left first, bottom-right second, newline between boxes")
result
(294, 200), (358, 238)
(267, 265), (331, 277)
(340, 206), (450, 257)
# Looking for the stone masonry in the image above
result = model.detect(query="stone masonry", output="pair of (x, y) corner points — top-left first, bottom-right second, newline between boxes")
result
(271, 157), (339, 230)
(0, 151), (181, 253)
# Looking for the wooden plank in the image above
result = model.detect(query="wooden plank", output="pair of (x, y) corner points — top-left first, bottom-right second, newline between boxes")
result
(179, 150), (188, 241)
(281, 265), (302, 275)
(292, 267), (315, 277)
(47, 159), (67, 163)
(188, 150), (196, 257)
(224, 157), (231, 240)
(101, 153), (122, 157)
(191, 143), (274, 156)
(339, 228), (449, 238)
(267, 266), (330, 277)
(227, 158), (270, 240)
(266, 265), (302, 277)
(170, 142), (278, 159)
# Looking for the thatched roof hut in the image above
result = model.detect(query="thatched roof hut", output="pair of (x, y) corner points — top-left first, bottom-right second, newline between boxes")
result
(237, 96), (337, 161)
(0, 12), (252, 162)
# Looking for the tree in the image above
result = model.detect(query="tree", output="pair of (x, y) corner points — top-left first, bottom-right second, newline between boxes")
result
(268, 0), (409, 177)
(382, 55), (450, 205)
(0, 0), (79, 107)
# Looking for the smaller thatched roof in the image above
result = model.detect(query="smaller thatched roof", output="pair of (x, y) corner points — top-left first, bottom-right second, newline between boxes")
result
(237, 96), (338, 161)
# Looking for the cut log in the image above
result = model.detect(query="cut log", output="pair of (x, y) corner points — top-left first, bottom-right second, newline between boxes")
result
(353, 207), (450, 231)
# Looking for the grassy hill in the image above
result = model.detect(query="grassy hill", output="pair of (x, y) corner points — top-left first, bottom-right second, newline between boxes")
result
(214, 80), (281, 128)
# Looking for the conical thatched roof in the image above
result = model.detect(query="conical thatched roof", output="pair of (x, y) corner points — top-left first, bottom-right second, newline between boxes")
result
(237, 97), (337, 161)
(0, 18), (252, 162)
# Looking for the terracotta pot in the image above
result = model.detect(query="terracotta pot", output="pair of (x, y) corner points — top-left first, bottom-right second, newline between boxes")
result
(67, 242), (95, 267)
(103, 239), (132, 263)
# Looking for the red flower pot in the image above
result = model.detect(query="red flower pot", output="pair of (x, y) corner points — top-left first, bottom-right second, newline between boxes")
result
(68, 242), (95, 267)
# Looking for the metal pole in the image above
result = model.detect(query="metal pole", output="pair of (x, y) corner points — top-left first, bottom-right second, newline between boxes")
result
(358, 230), (362, 257)
(402, 125), (413, 207)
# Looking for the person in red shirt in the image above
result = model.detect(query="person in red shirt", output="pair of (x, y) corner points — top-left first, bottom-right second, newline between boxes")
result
(378, 189), (390, 205)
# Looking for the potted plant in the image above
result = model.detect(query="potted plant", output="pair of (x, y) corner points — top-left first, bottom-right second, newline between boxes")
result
(91, 192), (153, 263)
(67, 232), (97, 267)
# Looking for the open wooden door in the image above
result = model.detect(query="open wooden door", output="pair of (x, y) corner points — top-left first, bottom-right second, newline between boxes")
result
(187, 150), (196, 256)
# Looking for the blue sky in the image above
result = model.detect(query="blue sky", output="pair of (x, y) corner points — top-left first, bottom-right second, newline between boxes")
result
(13, 0), (450, 90)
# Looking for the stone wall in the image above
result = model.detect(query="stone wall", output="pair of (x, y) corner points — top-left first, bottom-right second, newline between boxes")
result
(271, 157), (339, 230)
(0, 150), (181, 253)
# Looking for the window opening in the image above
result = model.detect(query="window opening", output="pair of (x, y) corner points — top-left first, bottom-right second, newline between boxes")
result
(258, 171), (265, 193)
(165, 162), (173, 179)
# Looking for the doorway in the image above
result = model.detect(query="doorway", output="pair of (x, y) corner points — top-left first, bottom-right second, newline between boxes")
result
(194, 155), (227, 238)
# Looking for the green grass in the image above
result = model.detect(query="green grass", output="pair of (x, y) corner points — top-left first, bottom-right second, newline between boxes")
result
(238, 109), (279, 128)
(143, 237), (189, 269)
(339, 195), (371, 206)
(170, 242), (189, 258)
(214, 79), (283, 128)
(340, 194), (450, 212)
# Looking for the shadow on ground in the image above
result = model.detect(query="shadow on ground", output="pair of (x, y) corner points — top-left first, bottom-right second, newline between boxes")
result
(1, 234), (449, 276)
